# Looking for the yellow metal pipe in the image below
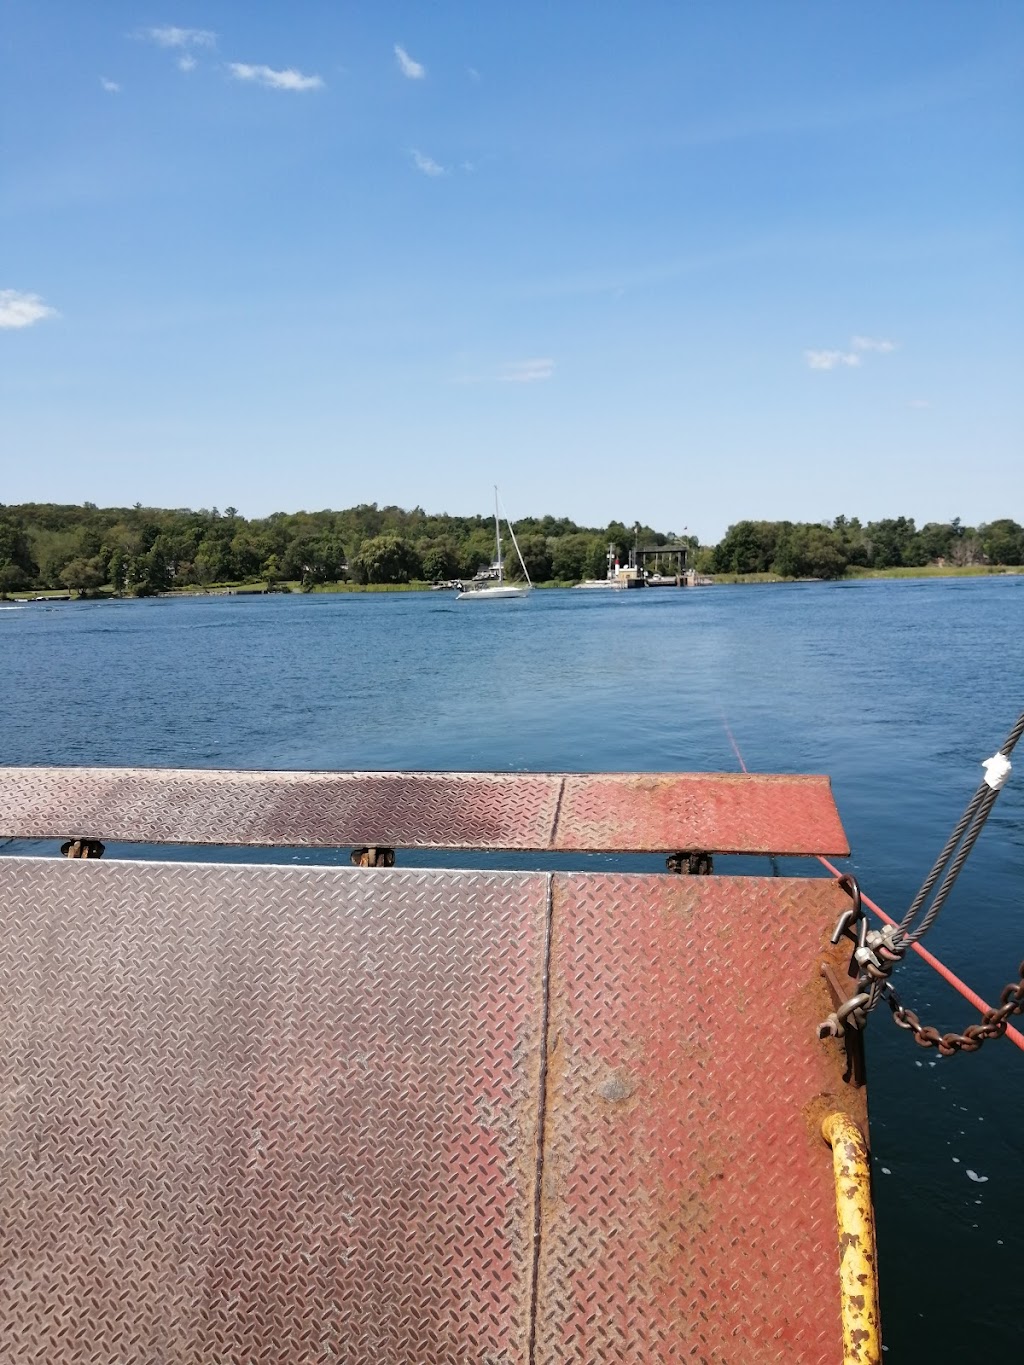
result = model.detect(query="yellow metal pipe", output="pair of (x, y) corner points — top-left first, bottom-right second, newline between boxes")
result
(822, 1112), (882, 1365)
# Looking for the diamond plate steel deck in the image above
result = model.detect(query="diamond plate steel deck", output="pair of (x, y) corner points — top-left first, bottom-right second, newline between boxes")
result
(0, 767), (850, 855)
(555, 772), (848, 855)
(0, 856), (863, 1362)
(0, 859), (548, 1364)
(536, 873), (866, 1364)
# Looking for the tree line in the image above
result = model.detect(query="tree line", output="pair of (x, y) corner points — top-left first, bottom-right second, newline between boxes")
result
(702, 516), (1024, 578)
(0, 502), (684, 595)
(0, 503), (1021, 596)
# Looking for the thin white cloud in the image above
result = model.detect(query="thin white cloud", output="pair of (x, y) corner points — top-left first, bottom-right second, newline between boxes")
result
(228, 63), (324, 92)
(178, 54), (197, 73)
(851, 335), (897, 353)
(100, 76), (120, 93)
(804, 350), (861, 371)
(411, 149), (446, 176)
(141, 26), (216, 50)
(395, 44), (425, 79)
(499, 358), (555, 383)
(468, 66), (481, 83)
(908, 398), (931, 409)
(0, 290), (59, 330)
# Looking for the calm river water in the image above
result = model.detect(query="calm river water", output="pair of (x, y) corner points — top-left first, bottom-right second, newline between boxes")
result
(2, 578), (1022, 1359)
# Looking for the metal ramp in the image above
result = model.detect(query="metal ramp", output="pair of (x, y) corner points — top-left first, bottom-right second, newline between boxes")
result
(0, 770), (868, 1364)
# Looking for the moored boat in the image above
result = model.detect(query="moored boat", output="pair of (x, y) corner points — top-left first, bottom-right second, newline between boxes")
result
(457, 487), (531, 600)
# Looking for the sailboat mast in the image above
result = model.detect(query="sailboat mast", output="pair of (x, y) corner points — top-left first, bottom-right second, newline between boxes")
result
(494, 486), (503, 583)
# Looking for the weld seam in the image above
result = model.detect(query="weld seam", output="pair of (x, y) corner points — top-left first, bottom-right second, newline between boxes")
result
(527, 872), (554, 1364)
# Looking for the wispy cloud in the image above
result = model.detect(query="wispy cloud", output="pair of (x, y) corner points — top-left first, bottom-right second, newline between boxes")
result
(141, 26), (216, 50)
(100, 76), (120, 93)
(0, 290), (59, 330)
(178, 54), (197, 73)
(411, 149), (446, 176)
(454, 358), (557, 385)
(908, 398), (931, 409)
(228, 63), (324, 92)
(395, 44), (425, 79)
(804, 333), (899, 370)
(852, 335), (897, 353)
(804, 349), (861, 371)
(499, 358), (555, 383)
(468, 66), (481, 83)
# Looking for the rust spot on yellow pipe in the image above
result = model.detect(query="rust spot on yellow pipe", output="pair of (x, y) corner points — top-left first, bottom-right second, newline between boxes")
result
(822, 1112), (881, 1364)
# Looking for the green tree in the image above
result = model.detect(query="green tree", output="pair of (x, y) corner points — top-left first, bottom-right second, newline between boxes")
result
(865, 517), (917, 569)
(916, 522), (956, 564)
(0, 562), (30, 597)
(504, 534), (552, 582)
(585, 539), (612, 579)
(421, 543), (461, 582)
(194, 535), (233, 585)
(714, 521), (778, 574)
(460, 533), (497, 579)
(799, 526), (847, 579)
(58, 556), (107, 596)
(143, 541), (173, 592)
(832, 516), (869, 567)
(352, 535), (422, 584)
(770, 524), (847, 579)
(980, 519), (1024, 566)
(551, 533), (596, 582)
(36, 532), (80, 587)
(605, 520), (632, 565)
(230, 533), (263, 580)
(0, 515), (38, 584)
(280, 534), (347, 584)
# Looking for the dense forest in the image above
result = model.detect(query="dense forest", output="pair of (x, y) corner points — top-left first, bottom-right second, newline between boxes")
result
(0, 502), (1022, 595)
(0, 502), (682, 594)
(705, 515), (1024, 577)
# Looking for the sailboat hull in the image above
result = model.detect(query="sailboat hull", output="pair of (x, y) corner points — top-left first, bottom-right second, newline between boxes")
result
(456, 585), (530, 600)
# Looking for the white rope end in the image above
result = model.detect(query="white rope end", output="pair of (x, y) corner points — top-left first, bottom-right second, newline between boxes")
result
(982, 752), (1012, 791)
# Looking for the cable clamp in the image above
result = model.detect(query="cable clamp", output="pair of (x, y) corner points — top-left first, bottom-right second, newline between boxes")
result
(982, 752), (1012, 790)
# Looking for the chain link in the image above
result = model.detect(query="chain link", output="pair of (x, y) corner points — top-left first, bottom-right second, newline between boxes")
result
(820, 876), (1024, 1059)
(885, 960), (1024, 1057)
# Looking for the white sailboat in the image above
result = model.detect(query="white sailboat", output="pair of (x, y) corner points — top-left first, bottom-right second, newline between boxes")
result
(457, 488), (532, 600)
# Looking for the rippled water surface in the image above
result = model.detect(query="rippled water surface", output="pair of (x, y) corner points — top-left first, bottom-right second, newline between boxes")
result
(2, 579), (1023, 1358)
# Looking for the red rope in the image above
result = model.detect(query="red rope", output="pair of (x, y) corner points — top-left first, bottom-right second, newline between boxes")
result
(724, 723), (1024, 1054)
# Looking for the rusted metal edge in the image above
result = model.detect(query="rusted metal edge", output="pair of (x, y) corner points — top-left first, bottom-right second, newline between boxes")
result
(0, 766), (850, 856)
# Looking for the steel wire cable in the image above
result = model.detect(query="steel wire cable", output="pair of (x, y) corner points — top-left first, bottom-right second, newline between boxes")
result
(898, 709), (1024, 947)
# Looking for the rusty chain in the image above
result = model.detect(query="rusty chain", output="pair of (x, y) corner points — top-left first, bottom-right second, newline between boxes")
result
(820, 875), (1024, 1060)
(885, 960), (1024, 1056)
(819, 710), (1024, 1057)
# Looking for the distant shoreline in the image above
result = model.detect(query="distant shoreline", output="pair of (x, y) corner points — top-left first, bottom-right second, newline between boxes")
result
(6, 563), (1024, 604)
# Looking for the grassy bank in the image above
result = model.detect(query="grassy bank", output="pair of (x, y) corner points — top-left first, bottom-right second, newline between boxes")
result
(7, 565), (1022, 603)
(711, 565), (1024, 585)
(844, 565), (1024, 579)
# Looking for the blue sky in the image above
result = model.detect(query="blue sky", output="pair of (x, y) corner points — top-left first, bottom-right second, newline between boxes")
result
(2, 2), (1021, 542)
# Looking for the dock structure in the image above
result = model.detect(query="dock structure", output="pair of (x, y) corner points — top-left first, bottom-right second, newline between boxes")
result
(0, 767), (873, 1363)
(633, 541), (689, 580)
(576, 542), (712, 588)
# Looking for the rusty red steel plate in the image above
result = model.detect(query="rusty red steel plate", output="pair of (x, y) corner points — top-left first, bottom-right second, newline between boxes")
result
(536, 873), (866, 1364)
(0, 767), (850, 855)
(0, 858), (549, 1364)
(555, 772), (849, 855)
